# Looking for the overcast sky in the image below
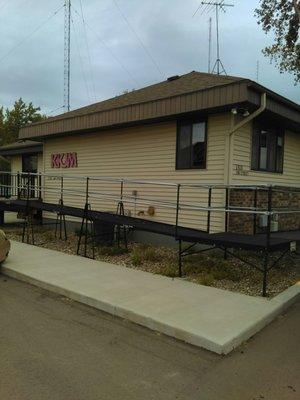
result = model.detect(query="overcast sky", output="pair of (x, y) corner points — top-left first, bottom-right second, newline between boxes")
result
(0, 0), (299, 115)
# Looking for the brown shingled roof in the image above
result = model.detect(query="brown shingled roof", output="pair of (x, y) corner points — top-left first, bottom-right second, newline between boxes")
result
(19, 71), (300, 139)
(0, 140), (41, 150)
(0, 140), (42, 156)
(45, 71), (245, 121)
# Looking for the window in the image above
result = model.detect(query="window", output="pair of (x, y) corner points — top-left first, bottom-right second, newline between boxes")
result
(22, 154), (38, 173)
(176, 119), (207, 169)
(251, 122), (284, 173)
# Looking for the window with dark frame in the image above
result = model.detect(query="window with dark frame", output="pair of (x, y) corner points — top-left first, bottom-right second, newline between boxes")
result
(176, 119), (207, 169)
(22, 154), (38, 173)
(251, 122), (284, 173)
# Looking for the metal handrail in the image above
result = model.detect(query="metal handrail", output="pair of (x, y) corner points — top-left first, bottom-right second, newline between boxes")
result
(1, 170), (300, 191)
(0, 172), (300, 218)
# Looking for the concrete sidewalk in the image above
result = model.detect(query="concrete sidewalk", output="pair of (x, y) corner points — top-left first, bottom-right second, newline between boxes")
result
(2, 241), (300, 354)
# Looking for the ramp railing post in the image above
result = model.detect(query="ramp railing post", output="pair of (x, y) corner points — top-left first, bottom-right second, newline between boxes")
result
(224, 187), (229, 260)
(22, 172), (34, 245)
(116, 179), (127, 248)
(55, 176), (67, 240)
(38, 173), (42, 201)
(253, 187), (258, 235)
(178, 239), (182, 277)
(77, 177), (94, 259)
(84, 177), (90, 257)
(17, 171), (20, 199)
(175, 184), (181, 238)
(207, 187), (212, 233)
(175, 184), (183, 277)
(262, 185), (272, 297)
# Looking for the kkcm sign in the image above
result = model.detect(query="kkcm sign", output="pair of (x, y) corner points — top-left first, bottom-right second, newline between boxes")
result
(51, 152), (78, 168)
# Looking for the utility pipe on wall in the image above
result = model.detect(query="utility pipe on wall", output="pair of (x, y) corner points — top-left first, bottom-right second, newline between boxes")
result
(226, 92), (267, 185)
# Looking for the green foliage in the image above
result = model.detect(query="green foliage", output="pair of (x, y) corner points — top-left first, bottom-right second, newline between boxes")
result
(184, 252), (242, 283)
(97, 245), (128, 256)
(255, 0), (300, 82)
(131, 252), (142, 266)
(197, 273), (215, 286)
(131, 244), (162, 264)
(161, 264), (177, 278)
(0, 98), (46, 145)
(142, 247), (161, 262)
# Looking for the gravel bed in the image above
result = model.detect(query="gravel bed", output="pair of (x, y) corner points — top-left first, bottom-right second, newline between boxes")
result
(5, 225), (300, 298)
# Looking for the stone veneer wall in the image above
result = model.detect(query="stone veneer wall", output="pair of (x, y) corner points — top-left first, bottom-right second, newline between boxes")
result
(228, 188), (300, 234)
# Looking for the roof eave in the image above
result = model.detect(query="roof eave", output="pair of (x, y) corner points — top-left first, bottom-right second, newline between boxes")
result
(0, 145), (43, 156)
(19, 81), (250, 139)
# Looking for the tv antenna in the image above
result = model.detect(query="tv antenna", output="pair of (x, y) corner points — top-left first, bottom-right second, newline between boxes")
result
(208, 17), (212, 73)
(194, 1), (234, 75)
(256, 60), (260, 82)
(64, 0), (71, 112)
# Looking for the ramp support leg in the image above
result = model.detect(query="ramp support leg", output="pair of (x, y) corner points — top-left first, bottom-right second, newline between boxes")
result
(178, 239), (182, 277)
(262, 251), (269, 297)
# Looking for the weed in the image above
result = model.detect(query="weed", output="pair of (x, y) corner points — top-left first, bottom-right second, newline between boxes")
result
(197, 273), (214, 286)
(159, 263), (178, 278)
(98, 246), (128, 256)
(143, 247), (161, 262)
(131, 243), (162, 262)
(178, 252), (242, 282)
(131, 252), (142, 266)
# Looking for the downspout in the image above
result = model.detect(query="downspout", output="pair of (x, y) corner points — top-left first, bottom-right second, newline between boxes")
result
(226, 92), (267, 185)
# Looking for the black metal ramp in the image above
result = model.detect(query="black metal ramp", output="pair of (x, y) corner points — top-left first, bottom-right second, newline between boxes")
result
(0, 198), (293, 252)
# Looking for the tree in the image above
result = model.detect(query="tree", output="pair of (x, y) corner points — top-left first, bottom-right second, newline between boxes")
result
(0, 108), (8, 171)
(255, 0), (300, 82)
(1, 98), (45, 145)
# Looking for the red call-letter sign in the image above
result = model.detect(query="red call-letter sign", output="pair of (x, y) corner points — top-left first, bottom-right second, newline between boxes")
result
(51, 152), (78, 168)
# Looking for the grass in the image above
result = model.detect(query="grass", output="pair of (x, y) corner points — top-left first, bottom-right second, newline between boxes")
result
(97, 242), (243, 285)
(183, 252), (242, 283)
(131, 244), (163, 265)
(157, 263), (178, 278)
(5, 224), (299, 296)
(131, 252), (142, 266)
(97, 245), (128, 256)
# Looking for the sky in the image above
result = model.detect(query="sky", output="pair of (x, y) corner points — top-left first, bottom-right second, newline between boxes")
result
(0, 0), (299, 115)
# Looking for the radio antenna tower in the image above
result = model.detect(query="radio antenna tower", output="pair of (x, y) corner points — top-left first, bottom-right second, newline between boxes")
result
(64, 0), (71, 112)
(195, 1), (234, 75)
(208, 17), (212, 73)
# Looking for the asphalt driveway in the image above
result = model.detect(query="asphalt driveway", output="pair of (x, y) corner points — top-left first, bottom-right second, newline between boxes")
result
(0, 276), (299, 400)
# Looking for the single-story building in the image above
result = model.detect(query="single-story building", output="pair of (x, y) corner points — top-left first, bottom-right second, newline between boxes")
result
(10, 71), (300, 234)
(0, 140), (43, 200)
(0, 140), (43, 174)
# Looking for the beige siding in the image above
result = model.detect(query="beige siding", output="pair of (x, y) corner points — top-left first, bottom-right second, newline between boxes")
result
(38, 152), (44, 173)
(43, 115), (230, 232)
(231, 121), (300, 186)
(10, 155), (22, 174)
(9, 153), (44, 174)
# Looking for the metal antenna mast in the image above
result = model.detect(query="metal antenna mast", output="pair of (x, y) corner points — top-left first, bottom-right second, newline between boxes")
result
(197, 1), (234, 75)
(208, 17), (212, 73)
(64, 0), (71, 112)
